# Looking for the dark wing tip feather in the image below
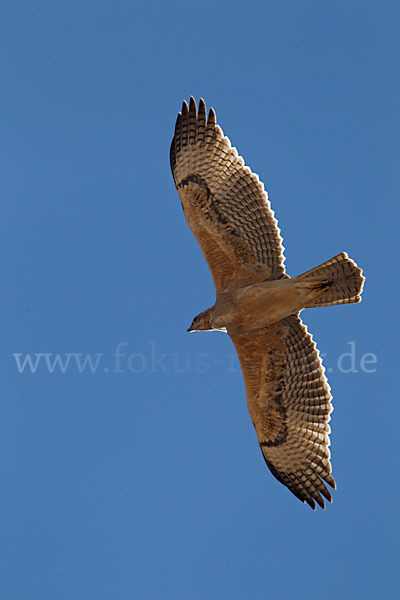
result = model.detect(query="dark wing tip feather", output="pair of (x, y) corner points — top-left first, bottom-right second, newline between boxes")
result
(197, 98), (207, 142)
(324, 473), (336, 489)
(180, 99), (190, 147)
(170, 111), (182, 173)
(188, 97), (198, 144)
(207, 106), (216, 126)
(313, 493), (326, 510)
(189, 96), (197, 113)
(181, 99), (189, 114)
(174, 111), (182, 134)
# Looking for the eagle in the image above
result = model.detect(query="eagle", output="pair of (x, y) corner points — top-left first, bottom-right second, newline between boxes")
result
(170, 97), (364, 510)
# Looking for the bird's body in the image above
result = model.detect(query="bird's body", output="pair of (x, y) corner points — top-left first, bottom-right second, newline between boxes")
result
(190, 278), (317, 335)
(170, 97), (364, 510)
(216, 278), (302, 333)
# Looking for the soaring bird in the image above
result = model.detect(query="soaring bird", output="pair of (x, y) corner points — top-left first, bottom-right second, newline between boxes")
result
(170, 97), (364, 509)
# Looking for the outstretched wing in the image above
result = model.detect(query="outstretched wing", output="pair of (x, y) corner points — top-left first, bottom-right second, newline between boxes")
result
(170, 97), (287, 294)
(230, 314), (335, 510)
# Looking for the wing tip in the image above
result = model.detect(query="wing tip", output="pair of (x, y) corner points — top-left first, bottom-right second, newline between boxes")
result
(175, 111), (182, 129)
(181, 99), (189, 115)
(207, 106), (216, 126)
(180, 97), (216, 124)
(262, 450), (336, 511)
(189, 95), (197, 117)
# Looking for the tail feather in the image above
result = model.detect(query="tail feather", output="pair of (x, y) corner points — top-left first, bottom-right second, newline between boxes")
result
(294, 252), (365, 308)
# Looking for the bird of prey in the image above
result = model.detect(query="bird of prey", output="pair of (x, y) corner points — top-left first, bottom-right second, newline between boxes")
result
(170, 97), (364, 510)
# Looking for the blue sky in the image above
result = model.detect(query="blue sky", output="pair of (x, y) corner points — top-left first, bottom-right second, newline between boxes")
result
(2, 1), (399, 598)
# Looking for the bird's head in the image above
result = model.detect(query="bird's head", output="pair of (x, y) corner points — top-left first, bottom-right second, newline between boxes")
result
(187, 309), (213, 332)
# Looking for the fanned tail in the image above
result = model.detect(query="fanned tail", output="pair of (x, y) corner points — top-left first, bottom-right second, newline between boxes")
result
(294, 252), (365, 308)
